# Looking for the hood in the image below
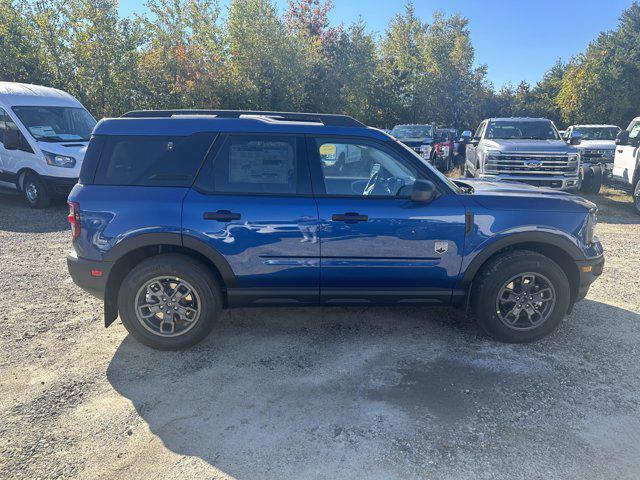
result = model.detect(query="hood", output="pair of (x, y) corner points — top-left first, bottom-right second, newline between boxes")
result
(577, 139), (616, 150)
(455, 178), (595, 213)
(35, 140), (88, 161)
(483, 139), (577, 154)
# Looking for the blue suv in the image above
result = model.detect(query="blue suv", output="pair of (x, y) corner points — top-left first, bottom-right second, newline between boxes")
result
(66, 110), (604, 350)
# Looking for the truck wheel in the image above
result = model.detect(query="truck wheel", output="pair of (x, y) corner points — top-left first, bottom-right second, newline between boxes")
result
(117, 254), (222, 350)
(22, 172), (51, 209)
(579, 166), (602, 194)
(471, 250), (570, 343)
(633, 178), (640, 215)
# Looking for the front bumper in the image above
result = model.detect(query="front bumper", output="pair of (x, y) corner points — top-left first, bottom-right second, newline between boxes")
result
(478, 173), (579, 190)
(67, 251), (111, 299)
(575, 251), (605, 302)
(43, 175), (78, 197)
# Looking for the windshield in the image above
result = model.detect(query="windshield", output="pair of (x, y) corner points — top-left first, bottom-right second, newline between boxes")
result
(574, 126), (620, 140)
(434, 131), (450, 142)
(485, 121), (559, 140)
(391, 125), (433, 139)
(12, 106), (96, 142)
(396, 141), (461, 193)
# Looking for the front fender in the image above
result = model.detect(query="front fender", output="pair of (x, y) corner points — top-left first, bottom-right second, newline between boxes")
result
(459, 229), (585, 286)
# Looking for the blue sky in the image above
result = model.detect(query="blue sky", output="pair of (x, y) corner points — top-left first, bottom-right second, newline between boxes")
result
(118, 0), (632, 88)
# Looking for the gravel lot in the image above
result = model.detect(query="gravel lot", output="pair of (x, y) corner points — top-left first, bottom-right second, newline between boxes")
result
(1, 185), (639, 480)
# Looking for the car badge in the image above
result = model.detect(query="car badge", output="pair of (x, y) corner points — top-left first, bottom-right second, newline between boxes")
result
(435, 241), (448, 254)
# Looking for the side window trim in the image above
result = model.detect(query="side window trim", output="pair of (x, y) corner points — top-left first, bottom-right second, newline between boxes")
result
(307, 134), (425, 199)
(194, 132), (313, 197)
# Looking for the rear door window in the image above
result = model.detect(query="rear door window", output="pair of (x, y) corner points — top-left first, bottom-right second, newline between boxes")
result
(200, 134), (310, 195)
(93, 133), (215, 186)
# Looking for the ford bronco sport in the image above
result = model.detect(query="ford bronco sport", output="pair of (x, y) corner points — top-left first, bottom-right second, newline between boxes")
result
(67, 110), (604, 350)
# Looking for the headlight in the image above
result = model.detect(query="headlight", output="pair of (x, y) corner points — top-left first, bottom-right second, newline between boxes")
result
(586, 207), (597, 244)
(419, 145), (430, 153)
(43, 151), (76, 168)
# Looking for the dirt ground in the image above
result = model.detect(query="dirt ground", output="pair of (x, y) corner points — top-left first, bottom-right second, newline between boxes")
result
(1, 184), (639, 480)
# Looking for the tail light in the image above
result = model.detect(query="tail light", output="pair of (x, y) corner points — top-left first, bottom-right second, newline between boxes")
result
(435, 143), (442, 156)
(68, 201), (81, 242)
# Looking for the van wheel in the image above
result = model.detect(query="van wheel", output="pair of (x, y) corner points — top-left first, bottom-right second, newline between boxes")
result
(471, 250), (570, 343)
(22, 173), (51, 209)
(118, 254), (222, 350)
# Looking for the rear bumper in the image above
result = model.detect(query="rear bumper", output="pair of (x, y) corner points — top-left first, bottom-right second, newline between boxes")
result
(43, 176), (78, 197)
(67, 251), (111, 299)
(575, 253), (605, 301)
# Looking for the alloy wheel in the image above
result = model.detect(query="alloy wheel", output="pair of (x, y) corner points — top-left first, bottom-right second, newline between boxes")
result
(135, 276), (201, 337)
(496, 272), (556, 331)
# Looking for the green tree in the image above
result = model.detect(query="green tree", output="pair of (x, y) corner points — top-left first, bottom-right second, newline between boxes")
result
(31, 0), (144, 117)
(0, 0), (47, 83)
(138, 0), (226, 110)
(226, 0), (305, 110)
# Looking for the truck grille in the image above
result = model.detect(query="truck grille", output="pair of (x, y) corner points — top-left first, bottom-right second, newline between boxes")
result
(485, 154), (578, 176)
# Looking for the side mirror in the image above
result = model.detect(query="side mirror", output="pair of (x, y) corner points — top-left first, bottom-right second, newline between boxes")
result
(616, 130), (629, 146)
(410, 179), (437, 203)
(460, 130), (472, 140)
(569, 130), (582, 145)
(3, 128), (21, 150)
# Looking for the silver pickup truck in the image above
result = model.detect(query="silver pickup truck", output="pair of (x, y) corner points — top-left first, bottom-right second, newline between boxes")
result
(464, 117), (581, 190)
(564, 124), (621, 194)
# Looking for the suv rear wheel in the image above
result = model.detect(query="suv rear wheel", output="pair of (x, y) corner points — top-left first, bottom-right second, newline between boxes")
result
(118, 254), (221, 350)
(472, 250), (570, 343)
(22, 172), (51, 209)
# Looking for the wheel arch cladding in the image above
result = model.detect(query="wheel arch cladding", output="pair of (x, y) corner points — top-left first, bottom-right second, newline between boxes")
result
(102, 233), (236, 327)
(462, 234), (581, 305)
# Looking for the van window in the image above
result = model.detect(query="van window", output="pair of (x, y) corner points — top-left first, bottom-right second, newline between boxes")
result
(93, 133), (215, 186)
(207, 135), (308, 194)
(12, 106), (96, 142)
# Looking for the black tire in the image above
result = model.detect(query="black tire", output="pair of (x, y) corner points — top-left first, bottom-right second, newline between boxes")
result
(471, 250), (570, 343)
(579, 166), (603, 194)
(22, 172), (51, 209)
(633, 177), (640, 215)
(117, 254), (222, 350)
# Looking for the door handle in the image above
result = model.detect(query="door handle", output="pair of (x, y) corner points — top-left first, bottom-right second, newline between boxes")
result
(617, 149), (623, 153)
(332, 212), (368, 223)
(203, 210), (241, 221)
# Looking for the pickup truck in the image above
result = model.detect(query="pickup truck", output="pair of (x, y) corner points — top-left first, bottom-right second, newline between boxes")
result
(613, 116), (640, 214)
(464, 117), (581, 191)
(564, 124), (621, 194)
(390, 124), (434, 160)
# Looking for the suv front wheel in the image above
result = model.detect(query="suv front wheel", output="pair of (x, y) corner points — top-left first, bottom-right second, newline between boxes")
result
(472, 250), (571, 343)
(118, 254), (221, 350)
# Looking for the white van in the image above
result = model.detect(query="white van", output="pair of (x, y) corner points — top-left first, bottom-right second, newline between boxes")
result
(613, 116), (640, 214)
(0, 82), (97, 208)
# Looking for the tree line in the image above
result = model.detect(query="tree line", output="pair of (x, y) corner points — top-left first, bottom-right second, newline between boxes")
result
(2, 0), (640, 130)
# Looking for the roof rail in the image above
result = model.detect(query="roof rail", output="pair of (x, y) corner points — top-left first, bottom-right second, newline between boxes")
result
(121, 109), (365, 128)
